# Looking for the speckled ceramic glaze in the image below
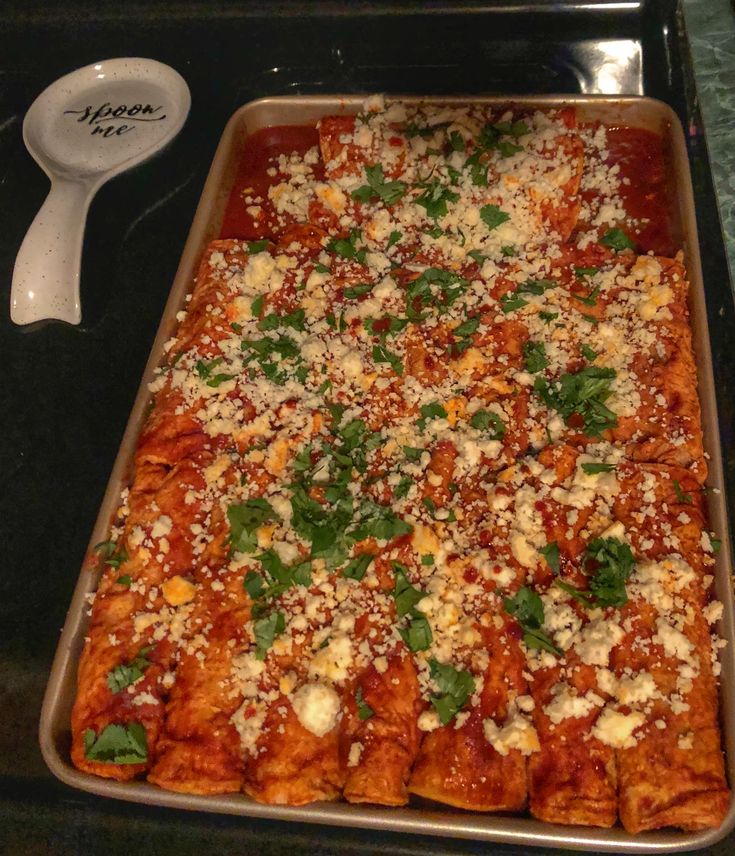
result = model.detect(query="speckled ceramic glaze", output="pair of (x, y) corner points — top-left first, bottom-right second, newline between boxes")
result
(10, 57), (190, 325)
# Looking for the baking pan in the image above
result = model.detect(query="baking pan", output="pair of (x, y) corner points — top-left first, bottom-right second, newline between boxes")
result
(39, 95), (735, 853)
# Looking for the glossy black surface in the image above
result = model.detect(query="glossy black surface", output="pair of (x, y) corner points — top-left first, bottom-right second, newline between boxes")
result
(1, 1), (733, 854)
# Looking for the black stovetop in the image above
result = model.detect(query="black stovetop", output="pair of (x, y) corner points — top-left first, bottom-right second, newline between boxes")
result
(1, 2), (732, 854)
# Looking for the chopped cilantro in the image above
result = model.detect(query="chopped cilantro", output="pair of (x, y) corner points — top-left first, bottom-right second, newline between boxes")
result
(572, 283), (600, 307)
(673, 479), (693, 504)
(352, 503), (412, 542)
(83, 722), (147, 764)
(416, 180), (459, 220)
(230, 322), (243, 334)
(258, 308), (305, 332)
(405, 267), (468, 319)
(313, 262), (330, 274)
(464, 151), (488, 187)
(539, 541), (560, 574)
(428, 658), (476, 725)
(343, 282), (374, 299)
(711, 537), (722, 554)
(499, 293), (528, 313)
(343, 553), (374, 581)
(523, 340), (548, 373)
(424, 225), (443, 239)
(392, 564), (426, 617)
(387, 230), (402, 248)
(116, 574), (132, 587)
(581, 462), (615, 474)
(250, 295), (264, 317)
(449, 130), (465, 151)
(372, 344), (403, 375)
(254, 611), (286, 659)
(417, 401), (448, 431)
(394, 476), (413, 499)
(503, 587), (561, 655)
(581, 344), (597, 361)
(480, 204), (510, 231)
(575, 266), (598, 277)
(400, 614), (432, 652)
(403, 446), (423, 462)
(352, 163), (407, 206)
(539, 310), (559, 323)
(94, 540), (129, 570)
(355, 686), (374, 720)
(518, 279), (557, 296)
(422, 496), (436, 514)
(227, 498), (280, 555)
(556, 537), (634, 609)
(501, 245), (517, 257)
(246, 240), (270, 254)
(468, 250), (486, 265)
(469, 409), (506, 440)
(107, 647), (153, 694)
(600, 227), (635, 251)
(327, 228), (367, 264)
(421, 554), (434, 566)
(534, 366), (617, 437)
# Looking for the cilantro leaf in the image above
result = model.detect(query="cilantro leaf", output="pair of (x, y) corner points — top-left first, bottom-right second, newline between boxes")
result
(539, 310), (559, 323)
(405, 267), (468, 319)
(499, 292), (528, 313)
(107, 647), (153, 694)
(227, 499), (280, 555)
(343, 553), (374, 581)
(428, 658), (476, 725)
(503, 587), (561, 655)
(392, 563), (425, 616)
(421, 554), (434, 566)
(575, 266), (598, 277)
(327, 228), (367, 263)
(468, 250), (486, 265)
(83, 722), (147, 764)
(352, 164), (407, 206)
(557, 537), (634, 609)
(539, 541), (560, 574)
(523, 340), (548, 373)
(417, 401), (447, 431)
(254, 611), (286, 659)
(416, 180), (459, 220)
(246, 240), (270, 254)
(600, 227), (635, 251)
(400, 613), (433, 652)
(373, 344), (403, 375)
(403, 446), (424, 462)
(343, 282), (373, 300)
(581, 344), (597, 362)
(572, 283), (601, 307)
(394, 476), (413, 499)
(95, 540), (129, 570)
(469, 409), (506, 440)
(352, 503), (412, 542)
(387, 230), (402, 248)
(673, 479), (693, 504)
(518, 279), (557, 296)
(480, 204), (510, 231)
(356, 686), (374, 720)
(257, 308), (305, 332)
(449, 130), (465, 151)
(581, 462), (614, 474)
(116, 574), (132, 587)
(534, 366), (617, 437)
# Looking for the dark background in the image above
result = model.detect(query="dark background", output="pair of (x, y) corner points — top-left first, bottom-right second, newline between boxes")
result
(1, 1), (733, 854)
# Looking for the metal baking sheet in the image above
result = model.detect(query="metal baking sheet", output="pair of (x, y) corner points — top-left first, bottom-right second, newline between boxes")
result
(39, 95), (735, 853)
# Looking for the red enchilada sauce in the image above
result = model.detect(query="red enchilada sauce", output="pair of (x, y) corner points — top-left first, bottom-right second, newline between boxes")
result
(220, 122), (673, 257)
